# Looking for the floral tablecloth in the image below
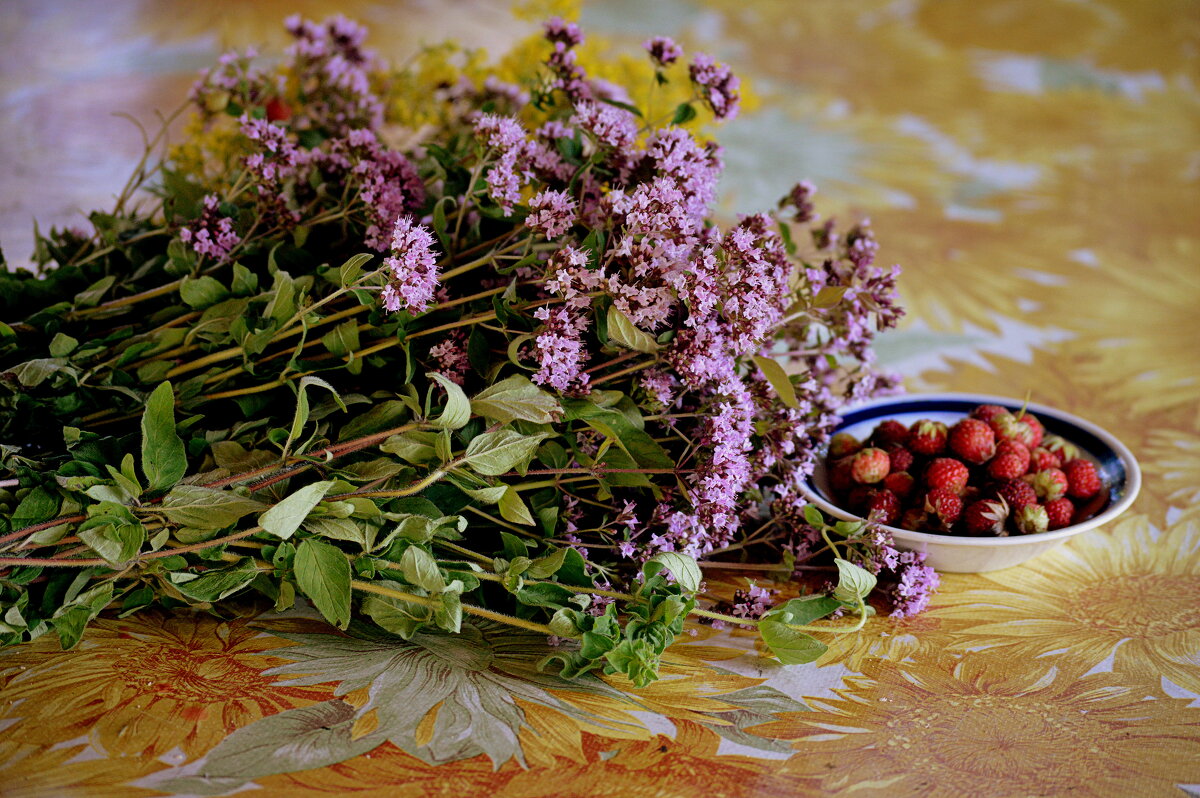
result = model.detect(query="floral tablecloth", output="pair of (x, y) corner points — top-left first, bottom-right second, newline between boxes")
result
(2, 1), (1198, 796)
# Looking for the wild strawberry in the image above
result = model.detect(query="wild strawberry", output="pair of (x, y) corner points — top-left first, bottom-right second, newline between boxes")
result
(1063, 459), (1102, 499)
(989, 412), (1041, 450)
(1013, 504), (1049, 535)
(850, 447), (890, 484)
(987, 440), (1031, 481)
(1029, 446), (1062, 472)
(949, 418), (996, 465)
(908, 419), (948, 456)
(1015, 413), (1044, 448)
(883, 471), (916, 499)
(924, 488), (963, 528)
(872, 419), (910, 449)
(846, 485), (875, 512)
(1024, 468), (1069, 502)
(996, 479), (1038, 510)
(829, 457), (855, 493)
(963, 498), (1009, 535)
(1044, 497), (1074, 529)
(1042, 434), (1080, 463)
(970, 404), (1010, 424)
(866, 489), (901, 525)
(828, 432), (862, 459)
(887, 445), (915, 474)
(925, 457), (970, 495)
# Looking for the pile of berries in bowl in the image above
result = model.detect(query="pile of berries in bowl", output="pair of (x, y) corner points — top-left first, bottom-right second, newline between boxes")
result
(799, 394), (1140, 572)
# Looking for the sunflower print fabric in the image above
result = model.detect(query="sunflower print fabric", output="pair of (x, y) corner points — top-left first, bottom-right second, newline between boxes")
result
(1, 1), (1199, 796)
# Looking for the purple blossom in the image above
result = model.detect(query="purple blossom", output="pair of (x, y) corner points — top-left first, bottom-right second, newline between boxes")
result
(526, 189), (578, 238)
(531, 305), (590, 394)
(381, 217), (440, 314)
(644, 36), (683, 67)
(180, 195), (240, 262)
(429, 330), (469, 385)
(283, 15), (383, 134)
(689, 52), (741, 120)
(571, 101), (638, 151)
(543, 17), (589, 100)
(890, 552), (940, 618)
(784, 180), (818, 223)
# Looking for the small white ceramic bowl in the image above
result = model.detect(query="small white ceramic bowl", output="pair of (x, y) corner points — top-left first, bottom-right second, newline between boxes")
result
(798, 393), (1141, 573)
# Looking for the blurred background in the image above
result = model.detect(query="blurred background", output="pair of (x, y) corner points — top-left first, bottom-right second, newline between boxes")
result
(1, 0), (1197, 402)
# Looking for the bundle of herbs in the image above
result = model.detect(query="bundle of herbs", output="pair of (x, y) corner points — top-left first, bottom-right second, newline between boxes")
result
(0, 16), (926, 686)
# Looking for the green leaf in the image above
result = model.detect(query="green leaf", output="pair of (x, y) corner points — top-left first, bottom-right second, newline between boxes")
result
(11, 487), (59, 528)
(763, 595), (842, 627)
(461, 484), (508, 505)
(140, 381), (188, 493)
(525, 547), (568, 579)
(605, 306), (659, 353)
(231, 262), (259, 295)
(812, 285), (848, 309)
(77, 522), (144, 565)
(175, 560), (260, 602)
(295, 539), (352, 629)
(604, 638), (660, 688)
(471, 375), (562, 424)
(48, 332), (78, 357)
(6, 358), (73, 388)
(282, 376), (347, 459)
(160, 485), (264, 530)
(671, 102), (698, 125)
(400, 546), (445, 592)
(259, 481), (335, 540)
(803, 504), (824, 527)
(833, 558), (878, 604)
(497, 487), (536, 526)
(462, 430), (548, 476)
(337, 253), (373, 287)
(360, 579), (431, 638)
(759, 616), (828, 665)
(648, 552), (702, 594)
(752, 355), (800, 410)
(179, 275), (230, 309)
(73, 275), (116, 308)
(428, 372), (470, 430)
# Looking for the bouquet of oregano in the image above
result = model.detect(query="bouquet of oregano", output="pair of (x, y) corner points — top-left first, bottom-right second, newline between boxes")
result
(0, 16), (926, 686)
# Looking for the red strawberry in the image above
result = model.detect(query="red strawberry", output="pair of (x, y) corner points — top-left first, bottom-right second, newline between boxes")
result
(1015, 413), (1044, 448)
(1063, 459), (1102, 499)
(949, 418), (996, 465)
(265, 97), (293, 122)
(1044, 497), (1074, 529)
(1029, 446), (1062, 472)
(908, 419), (948, 456)
(887, 445), (915, 474)
(987, 441), (1031, 481)
(829, 432), (862, 459)
(1013, 504), (1049, 535)
(924, 488), (963, 528)
(866, 489), (900, 525)
(970, 404), (1010, 424)
(925, 457), (970, 495)
(1024, 468), (1069, 502)
(963, 498), (1009, 535)
(850, 448), (890, 484)
(872, 419), (910, 449)
(846, 485), (875, 512)
(883, 471), (916, 499)
(996, 479), (1038, 510)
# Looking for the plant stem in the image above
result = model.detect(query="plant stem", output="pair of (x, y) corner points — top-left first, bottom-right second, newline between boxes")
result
(350, 580), (561, 637)
(590, 360), (655, 385)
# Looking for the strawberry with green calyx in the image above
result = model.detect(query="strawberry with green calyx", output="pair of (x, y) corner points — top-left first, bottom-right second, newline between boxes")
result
(1029, 446), (1062, 473)
(872, 419), (911, 449)
(988, 439), (1031, 480)
(908, 419), (948, 456)
(883, 471), (916, 499)
(1024, 467), (1069, 502)
(1014, 503), (1049, 535)
(924, 488), (963, 528)
(1042, 434), (1081, 463)
(970, 404), (1010, 424)
(996, 479), (1038, 510)
(866, 489), (901, 525)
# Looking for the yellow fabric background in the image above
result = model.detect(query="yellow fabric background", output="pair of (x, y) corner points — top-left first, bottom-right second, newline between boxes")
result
(1, 1), (1198, 795)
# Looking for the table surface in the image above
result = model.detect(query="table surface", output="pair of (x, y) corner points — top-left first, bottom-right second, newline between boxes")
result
(2, 2), (1199, 796)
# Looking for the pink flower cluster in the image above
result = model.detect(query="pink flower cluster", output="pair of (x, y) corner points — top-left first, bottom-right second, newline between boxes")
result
(284, 14), (383, 134)
(382, 217), (440, 314)
(180, 195), (240, 262)
(689, 53), (741, 120)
